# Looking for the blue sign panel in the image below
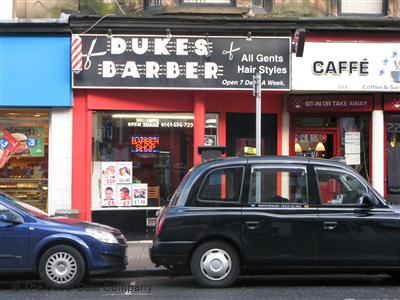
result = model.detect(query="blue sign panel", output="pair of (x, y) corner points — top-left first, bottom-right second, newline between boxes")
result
(0, 36), (72, 107)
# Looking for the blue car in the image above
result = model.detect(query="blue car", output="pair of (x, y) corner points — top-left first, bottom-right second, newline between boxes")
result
(0, 192), (127, 289)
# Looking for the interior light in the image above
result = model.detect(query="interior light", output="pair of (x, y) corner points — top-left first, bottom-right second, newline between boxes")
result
(295, 142), (302, 153)
(112, 114), (194, 120)
(390, 134), (396, 148)
(315, 141), (326, 152)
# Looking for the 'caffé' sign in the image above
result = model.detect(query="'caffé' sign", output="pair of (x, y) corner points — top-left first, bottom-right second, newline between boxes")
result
(72, 34), (290, 90)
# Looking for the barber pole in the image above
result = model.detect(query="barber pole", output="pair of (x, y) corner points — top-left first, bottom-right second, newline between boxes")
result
(71, 34), (83, 74)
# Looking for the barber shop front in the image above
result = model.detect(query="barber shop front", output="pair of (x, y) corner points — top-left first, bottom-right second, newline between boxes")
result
(71, 33), (290, 240)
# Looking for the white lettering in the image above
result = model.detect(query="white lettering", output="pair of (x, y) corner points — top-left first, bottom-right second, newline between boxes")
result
(186, 62), (198, 79)
(111, 37), (126, 55)
(146, 61), (160, 78)
(204, 62), (218, 79)
(176, 39), (189, 55)
(194, 39), (208, 56)
(121, 61), (140, 78)
(131, 38), (148, 55)
(154, 38), (170, 55)
(102, 61), (116, 78)
(166, 62), (180, 78)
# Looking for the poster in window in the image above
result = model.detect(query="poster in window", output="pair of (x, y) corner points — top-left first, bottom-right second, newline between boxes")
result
(117, 162), (132, 184)
(0, 128), (19, 168)
(132, 183), (148, 206)
(204, 135), (217, 146)
(118, 184), (132, 206)
(101, 162), (117, 184)
(5, 127), (45, 157)
(101, 184), (117, 207)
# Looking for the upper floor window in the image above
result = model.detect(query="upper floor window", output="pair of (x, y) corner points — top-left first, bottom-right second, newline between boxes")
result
(252, 0), (272, 11)
(180, 0), (233, 6)
(339, 0), (387, 16)
(144, 0), (163, 8)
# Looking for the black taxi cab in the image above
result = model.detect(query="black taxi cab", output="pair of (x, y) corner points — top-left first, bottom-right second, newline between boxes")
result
(150, 156), (398, 288)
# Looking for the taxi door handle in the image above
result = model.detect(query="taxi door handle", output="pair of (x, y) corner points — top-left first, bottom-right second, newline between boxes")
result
(245, 221), (260, 230)
(323, 222), (338, 230)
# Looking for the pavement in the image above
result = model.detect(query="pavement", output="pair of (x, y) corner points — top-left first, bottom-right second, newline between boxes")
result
(124, 241), (170, 277)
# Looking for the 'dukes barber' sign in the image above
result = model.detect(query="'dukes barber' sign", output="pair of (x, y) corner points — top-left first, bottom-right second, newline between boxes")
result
(72, 34), (290, 91)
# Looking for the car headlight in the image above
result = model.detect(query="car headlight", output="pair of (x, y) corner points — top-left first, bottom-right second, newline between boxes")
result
(85, 227), (118, 244)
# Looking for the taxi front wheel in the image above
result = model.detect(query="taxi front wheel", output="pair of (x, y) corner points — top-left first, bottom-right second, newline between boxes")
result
(38, 245), (86, 289)
(190, 241), (240, 288)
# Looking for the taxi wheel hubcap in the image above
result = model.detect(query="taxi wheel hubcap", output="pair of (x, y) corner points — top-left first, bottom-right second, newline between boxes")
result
(45, 252), (77, 284)
(200, 248), (232, 281)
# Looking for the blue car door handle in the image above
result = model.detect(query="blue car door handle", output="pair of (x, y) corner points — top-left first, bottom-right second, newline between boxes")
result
(323, 221), (338, 230)
(245, 221), (260, 230)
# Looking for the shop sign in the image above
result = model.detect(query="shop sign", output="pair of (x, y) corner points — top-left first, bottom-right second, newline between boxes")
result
(73, 34), (290, 91)
(344, 132), (361, 166)
(130, 136), (160, 153)
(292, 42), (400, 92)
(384, 95), (400, 111)
(288, 95), (374, 113)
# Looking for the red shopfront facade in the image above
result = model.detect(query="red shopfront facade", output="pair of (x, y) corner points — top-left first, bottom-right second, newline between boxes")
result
(71, 89), (285, 239)
(70, 33), (290, 240)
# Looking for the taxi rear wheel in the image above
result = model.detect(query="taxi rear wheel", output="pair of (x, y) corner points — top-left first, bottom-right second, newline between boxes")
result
(38, 245), (86, 289)
(190, 241), (240, 288)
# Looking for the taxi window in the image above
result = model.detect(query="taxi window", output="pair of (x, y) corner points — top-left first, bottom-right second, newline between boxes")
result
(198, 167), (244, 203)
(249, 168), (308, 204)
(316, 168), (367, 205)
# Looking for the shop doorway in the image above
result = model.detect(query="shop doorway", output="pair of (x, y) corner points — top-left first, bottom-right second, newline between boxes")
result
(226, 113), (277, 157)
(294, 129), (338, 159)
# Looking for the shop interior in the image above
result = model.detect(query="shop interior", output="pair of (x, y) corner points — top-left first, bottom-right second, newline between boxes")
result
(0, 110), (49, 211)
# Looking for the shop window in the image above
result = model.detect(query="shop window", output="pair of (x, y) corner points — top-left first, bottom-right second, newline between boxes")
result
(205, 113), (219, 146)
(338, 0), (387, 16)
(249, 167), (308, 204)
(198, 167), (243, 203)
(0, 110), (49, 211)
(386, 115), (400, 203)
(92, 112), (194, 209)
(292, 116), (370, 182)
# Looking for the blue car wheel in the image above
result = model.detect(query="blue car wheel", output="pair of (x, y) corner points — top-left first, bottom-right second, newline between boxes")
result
(38, 245), (86, 289)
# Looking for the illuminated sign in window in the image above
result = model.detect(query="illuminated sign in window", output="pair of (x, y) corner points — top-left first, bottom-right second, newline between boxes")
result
(130, 136), (160, 153)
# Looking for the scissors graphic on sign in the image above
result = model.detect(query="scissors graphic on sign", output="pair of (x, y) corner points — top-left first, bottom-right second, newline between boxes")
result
(222, 42), (240, 61)
(83, 38), (107, 70)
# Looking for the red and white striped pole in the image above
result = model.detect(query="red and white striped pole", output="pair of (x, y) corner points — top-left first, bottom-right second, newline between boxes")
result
(71, 34), (83, 74)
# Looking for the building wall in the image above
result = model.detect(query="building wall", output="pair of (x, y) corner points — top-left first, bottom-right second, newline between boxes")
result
(10, 0), (400, 18)
(47, 108), (73, 215)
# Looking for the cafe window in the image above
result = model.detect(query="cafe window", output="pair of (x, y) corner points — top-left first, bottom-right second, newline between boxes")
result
(0, 110), (49, 211)
(386, 114), (400, 203)
(293, 116), (370, 181)
(92, 111), (194, 209)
